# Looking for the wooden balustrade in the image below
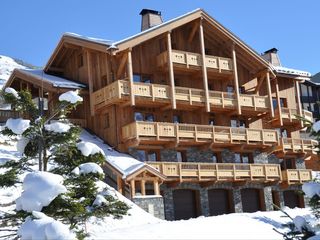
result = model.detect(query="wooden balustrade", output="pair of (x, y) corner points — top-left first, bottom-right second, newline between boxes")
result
(122, 121), (279, 147)
(275, 107), (313, 123)
(0, 110), (20, 122)
(92, 80), (270, 113)
(147, 162), (282, 182)
(282, 169), (313, 184)
(281, 138), (318, 154)
(157, 50), (233, 72)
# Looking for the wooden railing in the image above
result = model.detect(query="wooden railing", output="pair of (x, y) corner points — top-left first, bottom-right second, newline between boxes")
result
(68, 118), (87, 128)
(157, 50), (233, 72)
(276, 108), (313, 123)
(282, 169), (313, 184)
(122, 121), (279, 146)
(92, 80), (270, 111)
(147, 162), (282, 182)
(281, 138), (318, 154)
(0, 110), (20, 121)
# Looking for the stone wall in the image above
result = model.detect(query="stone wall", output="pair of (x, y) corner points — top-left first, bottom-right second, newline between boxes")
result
(132, 196), (165, 219)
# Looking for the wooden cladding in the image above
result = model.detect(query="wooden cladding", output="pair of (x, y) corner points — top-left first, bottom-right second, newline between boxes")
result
(147, 162), (282, 182)
(92, 80), (270, 113)
(122, 121), (278, 147)
(157, 50), (233, 72)
(282, 169), (312, 184)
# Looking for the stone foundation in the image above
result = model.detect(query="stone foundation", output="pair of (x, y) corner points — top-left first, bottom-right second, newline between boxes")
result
(132, 196), (165, 219)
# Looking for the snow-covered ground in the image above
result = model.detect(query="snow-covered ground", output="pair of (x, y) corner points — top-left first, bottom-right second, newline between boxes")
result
(0, 130), (317, 240)
(0, 55), (27, 89)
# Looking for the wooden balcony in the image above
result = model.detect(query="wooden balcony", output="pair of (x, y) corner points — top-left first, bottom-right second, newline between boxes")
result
(92, 80), (270, 114)
(147, 162), (282, 182)
(157, 50), (233, 76)
(274, 108), (313, 125)
(122, 121), (279, 149)
(282, 169), (313, 184)
(273, 138), (318, 157)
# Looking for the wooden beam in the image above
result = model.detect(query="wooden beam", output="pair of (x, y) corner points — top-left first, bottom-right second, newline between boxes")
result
(231, 43), (241, 115)
(153, 179), (160, 195)
(188, 21), (199, 43)
(117, 176), (123, 194)
(254, 76), (265, 94)
(199, 19), (210, 112)
(295, 81), (303, 117)
(86, 50), (95, 116)
(140, 180), (146, 196)
(130, 179), (135, 198)
(167, 32), (176, 109)
(117, 53), (128, 79)
(127, 49), (135, 106)
(266, 71), (274, 118)
(275, 78), (283, 126)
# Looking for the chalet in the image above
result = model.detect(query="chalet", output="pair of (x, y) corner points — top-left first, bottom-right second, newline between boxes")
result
(4, 8), (318, 220)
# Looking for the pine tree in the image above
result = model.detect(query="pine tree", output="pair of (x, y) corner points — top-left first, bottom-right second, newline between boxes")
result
(0, 88), (129, 239)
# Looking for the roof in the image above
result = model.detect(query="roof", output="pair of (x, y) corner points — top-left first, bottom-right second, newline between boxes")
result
(272, 65), (311, 79)
(311, 72), (320, 83)
(5, 68), (87, 91)
(63, 32), (113, 46)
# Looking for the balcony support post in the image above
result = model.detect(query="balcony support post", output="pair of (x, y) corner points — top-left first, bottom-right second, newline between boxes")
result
(231, 43), (241, 115)
(266, 71), (274, 118)
(295, 81), (303, 126)
(167, 31), (177, 109)
(86, 50), (95, 116)
(153, 179), (160, 195)
(140, 180), (146, 196)
(127, 49), (135, 106)
(130, 179), (135, 198)
(275, 78), (283, 126)
(199, 19), (210, 112)
(117, 176), (123, 194)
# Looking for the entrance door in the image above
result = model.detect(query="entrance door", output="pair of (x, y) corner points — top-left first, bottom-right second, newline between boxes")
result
(208, 189), (232, 216)
(173, 189), (199, 220)
(283, 190), (304, 208)
(241, 188), (262, 213)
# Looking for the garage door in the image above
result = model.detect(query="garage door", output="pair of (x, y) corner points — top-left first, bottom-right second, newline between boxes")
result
(241, 188), (262, 213)
(283, 190), (303, 208)
(208, 189), (232, 216)
(173, 189), (199, 220)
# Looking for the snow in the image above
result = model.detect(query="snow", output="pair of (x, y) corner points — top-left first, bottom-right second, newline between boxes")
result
(59, 90), (83, 103)
(5, 118), (30, 135)
(45, 121), (70, 133)
(0, 55), (26, 89)
(92, 194), (107, 206)
(76, 141), (104, 156)
(16, 171), (67, 212)
(293, 215), (307, 232)
(64, 32), (113, 46)
(313, 121), (320, 132)
(18, 211), (74, 240)
(80, 130), (145, 177)
(302, 182), (320, 198)
(4, 87), (20, 98)
(16, 137), (29, 154)
(18, 69), (86, 89)
(273, 65), (311, 77)
(78, 162), (104, 175)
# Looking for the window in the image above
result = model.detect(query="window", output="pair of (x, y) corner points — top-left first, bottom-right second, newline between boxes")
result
(276, 128), (288, 138)
(303, 103), (309, 110)
(212, 153), (218, 163)
(308, 86), (313, 97)
(134, 112), (154, 122)
(104, 113), (110, 128)
(145, 113), (154, 122)
(176, 151), (187, 162)
(310, 103), (315, 112)
(147, 151), (158, 162)
(173, 115), (181, 123)
(136, 150), (146, 162)
(134, 112), (144, 121)
(301, 84), (308, 97)
(133, 74), (152, 83)
(231, 119), (246, 128)
(280, 159), (296, 170)
(209, 118), (215, 125)
(234, 153), (252, 163)
(239, 86), (245, 94)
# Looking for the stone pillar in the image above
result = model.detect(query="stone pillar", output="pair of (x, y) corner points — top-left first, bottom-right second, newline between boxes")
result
(263, 187), (273, 211)
(163, 188), (174, 220)
(199, 188), (209, 216)
(233, 188), (243, 213)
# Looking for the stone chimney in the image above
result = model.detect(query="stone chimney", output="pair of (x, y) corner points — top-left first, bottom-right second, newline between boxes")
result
(261, 48), (282, 66)
(140, 9), (163, 31)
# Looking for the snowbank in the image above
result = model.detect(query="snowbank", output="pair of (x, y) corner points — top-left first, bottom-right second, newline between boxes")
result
(18, 211), (74, 240)
(45, 121), (70, 133)
(16, 172), (67, 212)
(77, 141), (104, 156)
(59, 90), (83, 104)
(5, 118), (30, 135)
(4, 87), (19, 99)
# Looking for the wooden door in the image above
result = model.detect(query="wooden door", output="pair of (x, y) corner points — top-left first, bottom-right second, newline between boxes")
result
(241, 188), (262, 213)
(208, 189), (232, 216)
(283, 190), (304, 208)
(173, 189), (199, 220)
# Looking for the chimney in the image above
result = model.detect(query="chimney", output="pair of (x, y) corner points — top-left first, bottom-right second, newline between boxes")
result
(261, 48), (282, 66)
(140, 9), (163, 31)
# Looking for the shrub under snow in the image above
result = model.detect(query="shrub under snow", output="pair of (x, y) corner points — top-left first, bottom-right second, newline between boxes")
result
(92, 194), (107, 206)
(45, 122), (70, 133)
(5, 118), (30, 135)
(76, 141), (104, 156)
(18, 211), (74, 240)
(59, 90), (83, 104)
(5, 87), (20, 99)
(16, 172), (67, 212)
(73, 162), (104, 175)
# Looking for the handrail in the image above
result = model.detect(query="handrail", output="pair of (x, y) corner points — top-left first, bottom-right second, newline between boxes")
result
(282, 169), (312, 184)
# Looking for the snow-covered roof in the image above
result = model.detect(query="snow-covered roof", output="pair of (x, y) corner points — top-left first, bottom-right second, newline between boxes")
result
(63, 32), (113, 46)
(80, 130), (145, 178)
(273, 65), (311, 78)
(19, 69), (86, 89)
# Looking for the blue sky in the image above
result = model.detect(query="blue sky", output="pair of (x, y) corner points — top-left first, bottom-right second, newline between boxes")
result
(1, 0), (319, 74)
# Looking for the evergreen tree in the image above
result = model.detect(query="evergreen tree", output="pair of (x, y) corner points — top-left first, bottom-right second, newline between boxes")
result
(0, 88), (129, 239)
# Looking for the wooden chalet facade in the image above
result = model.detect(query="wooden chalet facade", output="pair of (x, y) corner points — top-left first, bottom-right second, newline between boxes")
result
(5, 9), (318, 220)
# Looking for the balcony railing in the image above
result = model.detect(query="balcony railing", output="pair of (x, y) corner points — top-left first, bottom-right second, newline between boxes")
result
(122, 121), (279, 147)
(147, 162), (282, 182)
(0, 110), (20, 122)
(275, 108), (313, 123)
(92, 80), (270, 112)
(282, 169), (313, 184)
(281, 138), (318, 155)
(157, 50), (233, 72)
